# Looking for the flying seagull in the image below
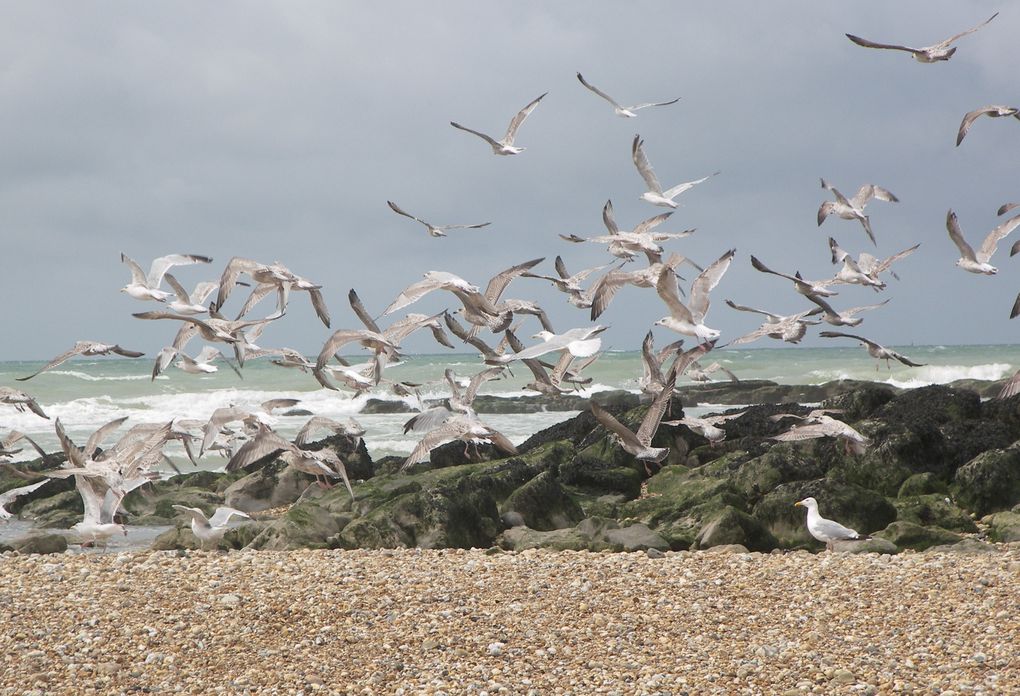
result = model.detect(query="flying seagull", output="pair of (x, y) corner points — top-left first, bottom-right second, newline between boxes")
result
(818, 179), (898, 246)
(17, 341), (145, 381)
(590, 361), (677, 463)
(450, 92), (547, 155)
(575, 72), (680, 118)
(0, 387), (49, 419)
(819, 331), (925, 370)
(632, 135), (718, 208)
(120, 252), (213, 302)
(749, 255), (839, 298)
(662, 411), (745, 445)
(386, 201), (491, 238)
(654, 249), (735, 342)
(946, 209), (1020, 275)
(956, 105), (1020, 147)
(846, 12), (998, 63)
(171, 505), (251, 551)
(794, 497), (870, 550)
(724, 300), (821, 346)
(772, 411), (870, 455)
(0, 479), (50, 520)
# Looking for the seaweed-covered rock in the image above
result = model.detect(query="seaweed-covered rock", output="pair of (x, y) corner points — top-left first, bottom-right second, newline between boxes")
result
(694, 506), (778, 552)
(892, 495), (977, 533)
(223, 460), (319, 513)
(497, 517), (668, 552)
(501, 471), (584, 531)
(822, 382), (897, 421)
(897, 473), (948, 498)
(875, 521), (963, 551)
(876, 384), (981, 426)
(952, 448), (1020, 516)
(984, 511), (1020, 542)
(831, 537), (898, 554)
(19, 490), (83, 528)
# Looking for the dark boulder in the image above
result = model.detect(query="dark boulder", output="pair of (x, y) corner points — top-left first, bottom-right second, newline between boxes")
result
(952, 448), (1020, 516)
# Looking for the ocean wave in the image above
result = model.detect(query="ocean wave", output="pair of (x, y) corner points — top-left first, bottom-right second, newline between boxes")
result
(45, 370), (155, 382)
(883, 363), (1013, 389)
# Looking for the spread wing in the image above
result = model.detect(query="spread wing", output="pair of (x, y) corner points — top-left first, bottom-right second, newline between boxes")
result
(845, 33), (918, 54)
(977, 214), (1020, 264)
(503, 92), (547, 144)
(934, 12), (998, 49)
(576, 72), (622, 109)
(636, 361), (678, 444)
(945, 210), (976, 261)
(688, 249), (735, 322)
(631, 135), (662, 194)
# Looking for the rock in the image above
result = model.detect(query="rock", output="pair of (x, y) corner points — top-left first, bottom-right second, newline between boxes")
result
(831, 537), (898, 554)
(18, 490), (82, 528)
(952, 448), (1020, 516)
(897, 472), (947, 498)
(500, 511), (525, 528)
(875, 521), (963, 551)
(753, 480), (896, 549)
(694, 506), (778, 552)
(603, 523), (669, 552)
(875, 385), (981, 427)
(984, 511), (1020, 542)
(926, 538), (999, 554)
(822, 382), (898, 421)
(892, 495), (977, 533)
(300, 434), (375, 482)
(360, 398), (413, 414)
(498, 517), (667, 552)
(501, 471), (584, 531)
(14, 533), (68, 555)
(223, 460), (318, 513)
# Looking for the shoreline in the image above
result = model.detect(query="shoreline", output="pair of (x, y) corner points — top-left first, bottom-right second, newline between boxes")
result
(1, 546), (1017, 694)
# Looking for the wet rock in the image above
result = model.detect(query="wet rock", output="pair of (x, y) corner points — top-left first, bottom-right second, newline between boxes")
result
(926, 538), (999, 554)
(822, 382), (898, 421)
(983, 511), (1020, 542)
(497, 516), (668, 552)
(360, 398), (413, 414)
(223, 460), (318, 513)
(892, 495), (977, 533)
(952, 448), (1020, 516)
(694, 506), (778, 552)
(897, 472), (948, 498)
(501, 470), (584, 531)
(832, 537), (898, 554)
(13, 533), (68, 555)
(18, 489), (82, 528)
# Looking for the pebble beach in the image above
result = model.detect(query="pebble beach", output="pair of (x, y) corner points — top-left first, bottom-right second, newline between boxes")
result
(2, 546), (1018, 695)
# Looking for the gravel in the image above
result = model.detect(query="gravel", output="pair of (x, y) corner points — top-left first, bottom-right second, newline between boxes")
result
(1, 546), (1018, 694)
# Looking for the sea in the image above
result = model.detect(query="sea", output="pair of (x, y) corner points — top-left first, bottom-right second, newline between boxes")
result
(1, 344), (1015, 468)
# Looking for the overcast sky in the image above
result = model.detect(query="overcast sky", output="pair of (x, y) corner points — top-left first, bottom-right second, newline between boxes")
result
(2, 1), (1018, 361)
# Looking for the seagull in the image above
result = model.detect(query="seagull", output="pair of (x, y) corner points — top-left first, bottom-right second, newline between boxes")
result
(999, 202), (1020, 217)
(450, 92), (547, 155)
(819, 331), (926, 370)
(846, 12), (998, 63)
(804, 294), (888, 328)
(772, 411), (870, 455)
(633, 135), (718, 208)
(216, 257), (330, 327)
(724, 300), (821, 346)
(654, 249), (735, 342)
(491, 326), (606, 364)
(818, 179), (898, 246)
(575, 72), (680, 118)
(956, 105), (1020, 146)
(171, 505), (251, 551)
(294, 416), (365, 448)
(17, 341), (145, 381)
(828, 237), (920, 290)
(794, 497), (870, 550)
(686, 360), (738, 383)
(522, 255), (611, 309)
(0, 387), (49, 419)
(402, 412), (517, 470)
(590, 360), (677, 463)
(0, 479), (50, 521)
(163, 273), (218, 315)
(638, 331), (687, 399)
(590, 253), (695, 321)
(749, 255), (840, 298)
(120, 253), (213, 302)
(173, 346), (243, 378)
(386, 201), (491, 238)
(662, 411), (745, 445)
(946, 209), (1020, 275)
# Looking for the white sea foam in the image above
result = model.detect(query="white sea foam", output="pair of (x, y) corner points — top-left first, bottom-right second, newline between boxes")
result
(45, 370), (154, 382)
(884, 363), (1012, 389)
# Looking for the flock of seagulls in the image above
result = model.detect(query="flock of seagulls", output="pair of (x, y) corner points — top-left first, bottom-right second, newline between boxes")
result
(2, 11), (1017, 551)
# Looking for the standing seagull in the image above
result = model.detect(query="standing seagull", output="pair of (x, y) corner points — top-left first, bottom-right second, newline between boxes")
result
(450, 92), (547, 155)
(17, 341), (145, 381)
(946, 209), (1020, 275)
(845, 12), (998, 63)
(632, 135), (718, 208)
(171, 505), (251, 551)
(386, 201), (491, 238)
(956, 105), (1020, 146)
(819, 331), (925, 370)
(575, 72), (680, 118)
(590, 361), (677, 464)
(794, 497), (870, 550)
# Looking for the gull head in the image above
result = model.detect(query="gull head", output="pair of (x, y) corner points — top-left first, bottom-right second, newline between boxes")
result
(794, 497), (818, 510)
(532, 330), (556, 342)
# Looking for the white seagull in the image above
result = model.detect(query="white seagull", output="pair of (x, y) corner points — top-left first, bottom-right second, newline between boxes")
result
(946, 209), (1020, 275)
(846, 12), (998, 63)
(632, 135), (718, 208)
(590, 361), (677, 464)
(17, 341), (145, 381)
(818, 179), (898, 246)
(654, 249), (735, 342)
(171, 505), (251, 551)
(956, 105), (1020, 147)
(794, 497), (869, 550)
(575, 72), (680, 118)
(120, 252), (213, 302)
(450, 92), (547, 155)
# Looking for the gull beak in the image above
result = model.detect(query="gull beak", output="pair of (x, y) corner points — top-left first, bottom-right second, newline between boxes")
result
(793, 501), (803, 507)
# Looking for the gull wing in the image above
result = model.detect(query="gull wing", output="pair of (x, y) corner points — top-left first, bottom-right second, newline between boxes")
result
(146, 254), (212, 289)
(0, 479), (49, 508)
(932, 12), (998, 50)
(208, 506), (250, 527)
(348, 288), (382, 333)
(590, 268), (641, 320)
(450, 121), (500, 148)
(163, 273), (192, 304)
(502, 92), (547, 145)
(845, 34), (919, 54)
(387, 200), (429, 227)
(998, 202), (1020, 217)
(661, 171), (719, 201)
(945, 210), (977, 261)
(636, 361), (678, 445)
(725, 299), (779, 321)
(54, 418), (86, 469)
(402, 418), (472, 469)
(631, 211), (674, 236)
(631, 135), (662, 194)
(977, 214), (1020, 264)
(483, 257), (545, 304)
(216, 257), (262, 310)
(590, 402), (643, 451)
(576, 72), (623, 109)
(655, 266), (694, 323)
(84, 416), (130, 458)
(629, 97), (681, 111)
(465, 366), (505, 404)
(120, 253), (149, 286)
(17, 342), (91, 381)
(688, 249), (735, 323)
(602, 200), (621, 234)
(641, 331), (664, 386)
(225, 423), (294, 472)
